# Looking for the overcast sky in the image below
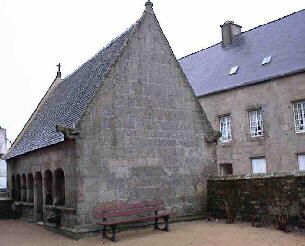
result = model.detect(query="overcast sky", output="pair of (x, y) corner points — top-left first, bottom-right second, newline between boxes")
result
(0, 0), (304, 141)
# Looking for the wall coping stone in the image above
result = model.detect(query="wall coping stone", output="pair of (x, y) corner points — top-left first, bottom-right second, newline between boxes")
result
(208, 171), (305, 180)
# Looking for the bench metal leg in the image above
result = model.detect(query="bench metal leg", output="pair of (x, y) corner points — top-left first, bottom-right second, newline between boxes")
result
(163, 216), (169, 232)
(154, 218), (158, 230)
(111, 225), (117, 242)
(154, 216), (170, 232)
(102, 225), (118, 242)
(102, 225), (107, 239)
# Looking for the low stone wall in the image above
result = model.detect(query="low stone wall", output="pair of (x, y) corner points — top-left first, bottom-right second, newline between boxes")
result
(207, 172), (305, 224)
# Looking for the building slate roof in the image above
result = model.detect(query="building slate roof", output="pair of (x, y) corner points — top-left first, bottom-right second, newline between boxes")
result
(179, 9), (305, 97)
(5, 25), (135, 159)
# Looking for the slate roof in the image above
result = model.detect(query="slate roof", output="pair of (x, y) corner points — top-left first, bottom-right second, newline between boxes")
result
(179, 9), (305, 97)
(5, 25), (135, 159)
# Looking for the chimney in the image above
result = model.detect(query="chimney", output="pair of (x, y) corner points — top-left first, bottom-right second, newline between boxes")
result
(221, 21), (242, 46)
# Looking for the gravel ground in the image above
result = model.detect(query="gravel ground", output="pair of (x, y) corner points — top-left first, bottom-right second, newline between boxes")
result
(0, 220), (305, 246)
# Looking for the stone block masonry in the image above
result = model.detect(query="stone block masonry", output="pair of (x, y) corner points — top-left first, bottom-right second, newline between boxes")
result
(74, 4), (217, 232)
(6, 2), (217, 236)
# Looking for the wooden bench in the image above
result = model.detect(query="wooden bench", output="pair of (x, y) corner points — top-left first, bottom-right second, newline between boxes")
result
(93, 200), (172, 242)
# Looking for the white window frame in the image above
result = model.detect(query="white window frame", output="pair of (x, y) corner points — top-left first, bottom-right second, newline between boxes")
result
(249, 109), (264, 137)
(219, 115), (232, 142)
(298, 154), (305, 171)
(293, 101), (305, 133)
(251, 158), (267, 174)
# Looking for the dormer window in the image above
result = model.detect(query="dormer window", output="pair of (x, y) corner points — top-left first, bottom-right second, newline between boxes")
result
(261, 56), (272, 65)
(229, 66), (239, 75)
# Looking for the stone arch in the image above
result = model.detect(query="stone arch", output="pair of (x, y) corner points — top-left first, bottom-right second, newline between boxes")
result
(27, 173), (34, 203)
(21, 174), (27, 202)
(16, 174), (21, 201)
(11, 175), (16, 200)
(44, 170), (53, 205)
(34, 172), (43, 221)
(54, 168), (65, 206)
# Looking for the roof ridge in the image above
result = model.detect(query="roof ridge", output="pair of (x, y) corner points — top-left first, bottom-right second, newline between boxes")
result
(179, 9), (305, 61)
(61, 24), (136, 84)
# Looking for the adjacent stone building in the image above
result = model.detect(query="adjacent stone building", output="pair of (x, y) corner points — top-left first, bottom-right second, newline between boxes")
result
(180, 10), (305, 175)
(0, 128), (10, 190)
(4, 2), (217, 235)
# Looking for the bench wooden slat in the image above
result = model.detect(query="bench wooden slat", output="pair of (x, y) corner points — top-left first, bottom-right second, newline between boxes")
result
(93, 200), (163, 213)
(93, 200), (172, 242)
(94, 205), (165, 219)
(97, 213), (171, 226)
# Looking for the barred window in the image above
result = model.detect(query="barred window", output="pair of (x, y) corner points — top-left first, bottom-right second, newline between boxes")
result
(293, 101), (305, 133)
(219, 115), (232, 142)
(249, 109), (263, 137)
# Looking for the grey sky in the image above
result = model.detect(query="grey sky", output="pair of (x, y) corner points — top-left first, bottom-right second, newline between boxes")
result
(1, 0), (304, 141)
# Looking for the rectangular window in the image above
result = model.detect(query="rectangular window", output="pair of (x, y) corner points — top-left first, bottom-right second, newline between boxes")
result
(298, 154), (305, 171)
(249, 109), (263, 137)
(0, 178), (6, 190)
(251, 158), (267, 174)
(220, 164), (233, 175)
(219, 115), (232, 142)
(293, 101), (305, 133)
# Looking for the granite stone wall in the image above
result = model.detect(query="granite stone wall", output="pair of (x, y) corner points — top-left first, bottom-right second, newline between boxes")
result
(6, 5), (217, 236)
(207, 172), (305, 224)
(199, 73), (305, 175)
(75, 6), (217, 231)
(7, 141), (77, 230)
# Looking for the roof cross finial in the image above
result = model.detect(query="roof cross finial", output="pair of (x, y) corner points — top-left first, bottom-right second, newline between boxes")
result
(145, 0), (153, 8)
(56, 63), (61, 78)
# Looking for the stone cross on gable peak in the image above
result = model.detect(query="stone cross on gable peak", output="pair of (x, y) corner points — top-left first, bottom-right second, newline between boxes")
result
(145, 0), (153, 7)
(56, 63), (62, 78)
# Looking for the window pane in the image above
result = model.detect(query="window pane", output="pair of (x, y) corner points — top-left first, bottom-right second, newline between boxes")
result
(0, 177), (6, 189)
(219, 116), (232, 142)
(249, 109), (263, 137)
(252, 158), (267, 173)
(298, 155), (305, 171)
(294, 101), (305, 133)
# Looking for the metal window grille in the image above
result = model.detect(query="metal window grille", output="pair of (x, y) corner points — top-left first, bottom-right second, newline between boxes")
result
(293, 101), (305, 133)
(219, 116), (232, 142)
(249, 109), (263, 137)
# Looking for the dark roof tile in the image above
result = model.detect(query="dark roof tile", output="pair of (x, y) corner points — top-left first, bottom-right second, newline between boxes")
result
(6, 25), (134, 159)
(179, 10), (305, 96)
